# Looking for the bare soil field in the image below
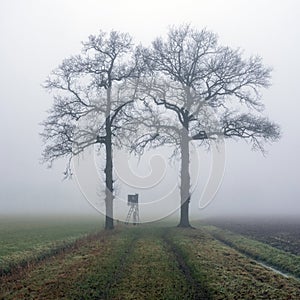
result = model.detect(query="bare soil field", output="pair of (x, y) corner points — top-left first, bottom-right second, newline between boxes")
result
(203, 216), (300, 255)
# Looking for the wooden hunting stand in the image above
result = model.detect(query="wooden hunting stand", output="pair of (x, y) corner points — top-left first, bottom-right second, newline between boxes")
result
(125, 193), (139, 225)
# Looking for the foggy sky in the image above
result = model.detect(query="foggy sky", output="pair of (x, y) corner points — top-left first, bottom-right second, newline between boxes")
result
(0, 0), (299, 219)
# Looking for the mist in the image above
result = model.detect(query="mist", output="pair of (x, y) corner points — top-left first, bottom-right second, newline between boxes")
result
(1, 0), (299, 220)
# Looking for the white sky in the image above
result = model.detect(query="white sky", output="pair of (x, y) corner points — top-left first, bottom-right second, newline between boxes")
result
(0, 0), (299, 218)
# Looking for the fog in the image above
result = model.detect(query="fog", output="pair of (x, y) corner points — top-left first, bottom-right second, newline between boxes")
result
(0, 0), (299, 220)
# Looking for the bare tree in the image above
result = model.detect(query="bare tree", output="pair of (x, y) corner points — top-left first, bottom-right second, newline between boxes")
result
(133, 25), (280, 227)
(41, 30), (137, 229)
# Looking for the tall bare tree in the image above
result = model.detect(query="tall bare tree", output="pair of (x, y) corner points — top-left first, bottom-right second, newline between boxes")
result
(133, 25), (280, 227)
(41, 30), (137, 229)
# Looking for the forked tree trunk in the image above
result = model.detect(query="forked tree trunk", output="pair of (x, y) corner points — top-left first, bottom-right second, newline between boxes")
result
(178, 126), (191, 228)
(104, 86), (114, 230)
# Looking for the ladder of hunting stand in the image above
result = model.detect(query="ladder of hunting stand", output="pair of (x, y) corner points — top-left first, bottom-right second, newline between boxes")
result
(126, 194), (139, 225)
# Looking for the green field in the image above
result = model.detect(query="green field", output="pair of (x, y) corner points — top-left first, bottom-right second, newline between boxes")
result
(1, 218), (300, 299)
(0, 216), (103, 275)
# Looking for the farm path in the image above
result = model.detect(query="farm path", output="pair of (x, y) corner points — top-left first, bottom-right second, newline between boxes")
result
(0, 227), (207, 300)
(108, 227), (208, 299)
(1, 226), (300, 299)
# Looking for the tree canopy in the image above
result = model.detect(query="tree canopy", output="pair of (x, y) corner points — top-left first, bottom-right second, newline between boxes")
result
(42, 30), (138, 229)
(128, 25), (280, 227)
(42, 26), (280, 228)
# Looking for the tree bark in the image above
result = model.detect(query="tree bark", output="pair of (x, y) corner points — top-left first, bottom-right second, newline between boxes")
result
(104, 86), (114, 230)
(178, 126), (191, 228)
(104, 130), (114, 229)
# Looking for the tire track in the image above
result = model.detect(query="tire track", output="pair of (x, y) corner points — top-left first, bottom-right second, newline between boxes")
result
(100, 229), (142, 299)
(162, 230), (212, 300)
(109, 227), (201, 299)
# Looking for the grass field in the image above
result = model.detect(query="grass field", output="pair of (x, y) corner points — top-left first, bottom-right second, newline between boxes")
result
(200, 224), (300, 278)
(1, 217), (300, 299)
(0, 216), (103, 275)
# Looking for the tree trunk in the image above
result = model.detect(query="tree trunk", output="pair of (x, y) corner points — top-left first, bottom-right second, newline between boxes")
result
(104, 86), (114, 230)
(178, 126), (191, 228)
(104, 131), (114, 229)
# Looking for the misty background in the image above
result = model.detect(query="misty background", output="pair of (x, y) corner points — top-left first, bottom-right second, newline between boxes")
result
(0, 0), (299, 219)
